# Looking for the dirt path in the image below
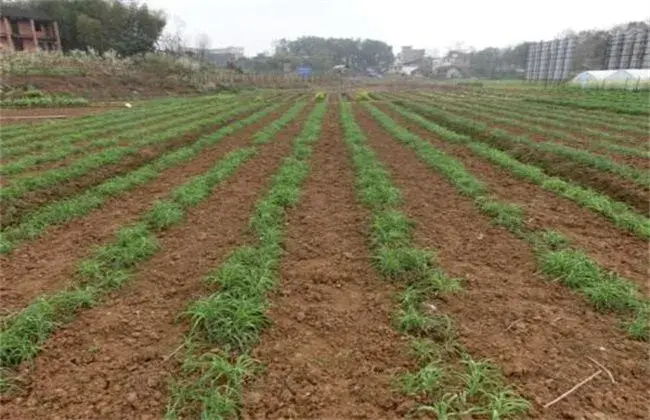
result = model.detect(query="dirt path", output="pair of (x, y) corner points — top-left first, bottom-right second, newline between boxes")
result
(243, 105), (416, 419)
(0, 110), (308, 420)
(0, 106), (293, 314)
(377, 104), (649, 293)
(355, 106), (649, 419)
(0, 106), (265, 227)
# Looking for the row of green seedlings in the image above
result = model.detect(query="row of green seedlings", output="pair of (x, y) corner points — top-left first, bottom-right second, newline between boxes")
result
(423, 91), (649, 143)
(458, 89), (649, 136)
(0, 101), (310, 389)
(0, 100), (269, 205)
(523, 96), (649, 116)
(390, 93), (650, 189)
(0, 101), (298, 253)
(0, 96), (89, 108)
(1, 96), (232, 160)
(385, 100), (650, 240)
(364, 102), (649, 341)
(0, 92), (288, 145)
(0, 95), (221, 147)
(427, 89), (649, 135)
(0, 98), (237, 175)
(512, 87), (650, 108)
(3, 96), (253, 162)
(417, 92), (650, 157)
(165, 102), (327, 419)
(456, 87), (649, 126)
(340, 101), (531, 418)
(385, 97), (650, 225)
(428, 92), (650, 156)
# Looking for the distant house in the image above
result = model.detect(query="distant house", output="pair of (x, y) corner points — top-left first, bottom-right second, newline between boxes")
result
(0, 5), (62, 52)
(391, 46), (426, 75)
(431, 50), (472, 78)
(189, 46), (245, 67)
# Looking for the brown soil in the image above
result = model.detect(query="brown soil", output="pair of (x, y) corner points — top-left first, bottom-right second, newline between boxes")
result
(423, 93), (649, 147)
(243, 104), (416, 419)
(0, 105), (265, 228)
(377, 103), (649, 293)
(0, 105), (293, 314)
(0, 107), (308, 420)
(0, 106), (112, 125)
(354, 105), (650, 419)
(465, 114), (650, 171)
(414, 105), (650, 214)
(5, 74), (198, 101)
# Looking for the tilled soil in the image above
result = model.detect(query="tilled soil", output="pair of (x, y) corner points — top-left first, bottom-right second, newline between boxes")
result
(0, 107), (308, 419)
(0, 105), (294, 313)
(355, 105), (649, 419)
(443, 106), (649, 169)
(377, 104), (649, 293)
(0, 106), (267, 227)
(243, 105), (417, 419)
(401, 103), (650, 213)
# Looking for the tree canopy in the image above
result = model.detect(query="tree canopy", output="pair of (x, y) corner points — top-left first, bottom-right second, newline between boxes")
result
(8, 0), (166, 56)
(271, 36), (394, 73)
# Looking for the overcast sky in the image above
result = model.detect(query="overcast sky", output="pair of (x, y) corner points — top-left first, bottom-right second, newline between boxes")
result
(144, 0), (649, 56)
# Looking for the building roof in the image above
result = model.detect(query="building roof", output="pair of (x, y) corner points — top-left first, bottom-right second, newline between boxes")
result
(0, 4), (52, 20)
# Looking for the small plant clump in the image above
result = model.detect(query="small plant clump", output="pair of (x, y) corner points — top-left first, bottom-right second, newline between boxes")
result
(314, 91), (327, 101)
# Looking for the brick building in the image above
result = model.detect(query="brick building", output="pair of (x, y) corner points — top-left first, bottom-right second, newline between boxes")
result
(0, 5), (62, 52)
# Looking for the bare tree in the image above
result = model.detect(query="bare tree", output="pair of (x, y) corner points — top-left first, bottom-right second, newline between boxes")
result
(157, 14), (186, 55)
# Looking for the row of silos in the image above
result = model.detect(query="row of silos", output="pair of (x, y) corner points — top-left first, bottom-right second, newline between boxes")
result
(607, 29), (650, 70)
(526, 37), (575, 81)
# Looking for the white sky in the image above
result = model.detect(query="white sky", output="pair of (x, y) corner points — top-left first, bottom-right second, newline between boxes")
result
(143, 0), (650, 56)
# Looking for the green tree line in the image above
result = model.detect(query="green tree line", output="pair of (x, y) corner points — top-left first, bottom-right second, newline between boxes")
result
(7, 0), (166, 56)
(236, 36), (394, 74)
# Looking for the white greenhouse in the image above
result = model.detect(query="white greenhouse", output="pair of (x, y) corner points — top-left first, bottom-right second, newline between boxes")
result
(571, 69), (650, 88)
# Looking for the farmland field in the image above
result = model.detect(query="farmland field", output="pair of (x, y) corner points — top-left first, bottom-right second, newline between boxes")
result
(0, 87), (648, 419)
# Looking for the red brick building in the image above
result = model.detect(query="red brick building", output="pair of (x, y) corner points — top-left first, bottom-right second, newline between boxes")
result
(0, 5), (62, 52)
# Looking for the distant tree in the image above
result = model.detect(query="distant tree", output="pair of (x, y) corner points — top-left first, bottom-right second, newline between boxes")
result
(272, 36), (394, 74)
(8, 0), (166, 55)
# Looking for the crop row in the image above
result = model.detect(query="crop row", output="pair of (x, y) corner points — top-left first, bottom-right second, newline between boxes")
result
(0, 100), (296, 253)
(0, 99), (309, 374)
(453, 88), (649, 129)
(0, 99), (239, 175)
(416, 92), (649, 153)
(384, 100), (650, 239)
(385, 95), (649, 212)
(0, 95), (220, 146)
(523, 96), (648, 116)
(2, 96), (235, 161)
(167, 102), (326, 418)
(364, 102), (648, 340)
(391, 93), (650, 187)
(341, 101), (530, 416)
(0, 99), (268, 209)
(426, 91), (649, 140)
(427, 96), (650, 161)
